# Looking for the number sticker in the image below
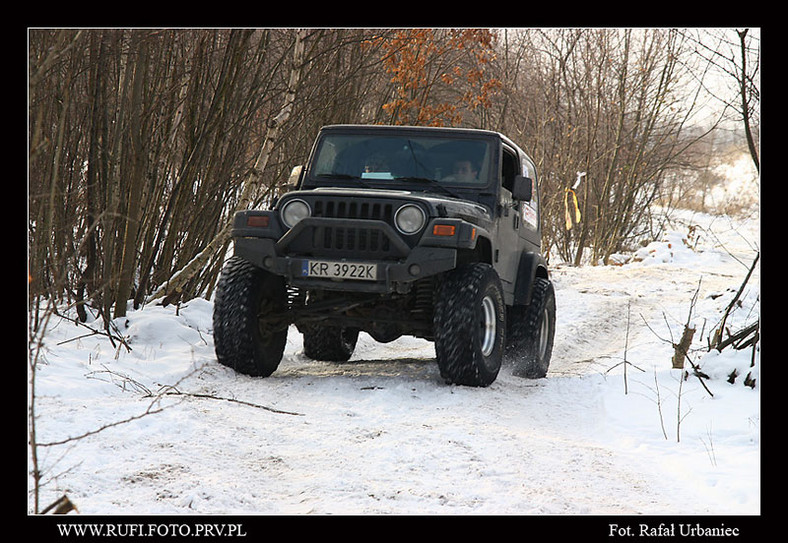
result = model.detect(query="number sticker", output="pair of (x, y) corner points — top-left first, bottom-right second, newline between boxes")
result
(302, 260), (377, 281)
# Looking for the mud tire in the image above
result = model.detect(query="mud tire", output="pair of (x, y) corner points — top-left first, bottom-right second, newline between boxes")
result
(506, 277), (556, 378)
(302, 325), (359, 362)
(212, 256), (288, 377)
(434, 263), (505, 387)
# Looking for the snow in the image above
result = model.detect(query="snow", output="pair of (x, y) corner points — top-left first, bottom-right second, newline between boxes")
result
(29, 207), (760, 520)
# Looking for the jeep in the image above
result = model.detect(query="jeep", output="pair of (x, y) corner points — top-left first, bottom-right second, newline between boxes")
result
(212, 124), (555, 386)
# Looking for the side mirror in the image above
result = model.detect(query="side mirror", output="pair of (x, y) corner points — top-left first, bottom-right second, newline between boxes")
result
(511, 175), (533, 202)
(284, 165), (303, 192)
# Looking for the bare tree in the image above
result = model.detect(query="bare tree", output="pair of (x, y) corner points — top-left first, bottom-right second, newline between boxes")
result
(683, 28), (760, 173)
(492, 28), (710, 265)
(148, 29), (309, 305)
(29, 30), (307, 314)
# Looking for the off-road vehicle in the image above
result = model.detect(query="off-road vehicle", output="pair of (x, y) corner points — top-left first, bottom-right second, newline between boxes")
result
(212, 124), (555, 386)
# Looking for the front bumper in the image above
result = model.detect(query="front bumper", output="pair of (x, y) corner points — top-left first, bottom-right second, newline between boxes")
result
(234, 237), (455, 293)
(231, 211), (482, 293)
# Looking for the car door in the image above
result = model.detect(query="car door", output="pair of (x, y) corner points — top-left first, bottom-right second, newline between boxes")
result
(517, 154), (541, 252)
(494, 145), (525, 301)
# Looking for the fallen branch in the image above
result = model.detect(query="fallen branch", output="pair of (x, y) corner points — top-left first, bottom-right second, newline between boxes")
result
(86, 366), (153, 395)
(717, 320), (759, 351)
(37, 402), (168, 448)
(155, 387), (304, 417)
(54, 311), (132, 354)
(712, 252), (759, 351)
(681, 350), (715, 398)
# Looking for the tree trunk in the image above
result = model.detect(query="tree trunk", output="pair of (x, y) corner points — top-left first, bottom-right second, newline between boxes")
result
(76, 31), (106, 322)
(737, 29), (759, 174)
(672, 325), (696, 369)
(114, 32), (149, 319)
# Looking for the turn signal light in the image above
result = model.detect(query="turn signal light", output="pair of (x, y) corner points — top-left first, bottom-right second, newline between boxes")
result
(432, 224), (456, 236)
(246, 215), (270, 228)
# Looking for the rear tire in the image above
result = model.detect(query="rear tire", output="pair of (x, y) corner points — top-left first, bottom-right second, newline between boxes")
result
(213, 256), (288, 377)
(506, 277), (556, 378)
(434, 263), (505, 387)
(302, 325), (359, 362)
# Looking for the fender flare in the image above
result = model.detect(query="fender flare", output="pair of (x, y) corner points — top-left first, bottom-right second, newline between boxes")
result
(513, 251), (550, 306)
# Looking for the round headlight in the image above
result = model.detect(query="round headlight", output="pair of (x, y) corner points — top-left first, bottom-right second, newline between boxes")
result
(280, 199), (311, 228)
(394, 204), (426, 235)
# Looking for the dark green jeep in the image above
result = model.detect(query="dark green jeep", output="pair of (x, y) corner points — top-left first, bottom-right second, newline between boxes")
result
(213, 124), (555, 386)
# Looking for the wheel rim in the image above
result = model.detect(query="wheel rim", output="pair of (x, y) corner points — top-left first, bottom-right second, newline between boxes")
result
(480, 295), (497, 357)
(537, 306), (550, 359)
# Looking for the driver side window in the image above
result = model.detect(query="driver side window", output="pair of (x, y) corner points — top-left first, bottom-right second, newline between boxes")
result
(501, 146), (518, 193)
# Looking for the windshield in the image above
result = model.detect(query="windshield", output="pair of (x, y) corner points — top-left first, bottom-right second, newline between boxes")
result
(307, 132), (494, 189)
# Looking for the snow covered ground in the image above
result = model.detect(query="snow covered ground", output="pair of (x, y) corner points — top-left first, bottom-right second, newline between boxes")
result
(28, 205), (760, 522)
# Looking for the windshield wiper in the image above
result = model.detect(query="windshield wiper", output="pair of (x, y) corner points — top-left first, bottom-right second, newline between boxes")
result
(313, 173), (375, 189)
(395, 176), (463, 199)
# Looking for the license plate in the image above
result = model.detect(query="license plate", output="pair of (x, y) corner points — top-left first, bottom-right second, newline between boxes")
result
(301, 260), (378, 281)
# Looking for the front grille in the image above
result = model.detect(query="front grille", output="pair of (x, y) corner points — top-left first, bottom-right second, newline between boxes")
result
(312, 200), (395, 223)
(280, 219), (407, 259)
(276, 195), (419, 260)
(317, 225), (391, 253)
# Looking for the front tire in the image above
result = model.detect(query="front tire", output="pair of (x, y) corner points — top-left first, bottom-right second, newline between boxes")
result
(213, 256), (288, 377)
(434, 263), (505, 387)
